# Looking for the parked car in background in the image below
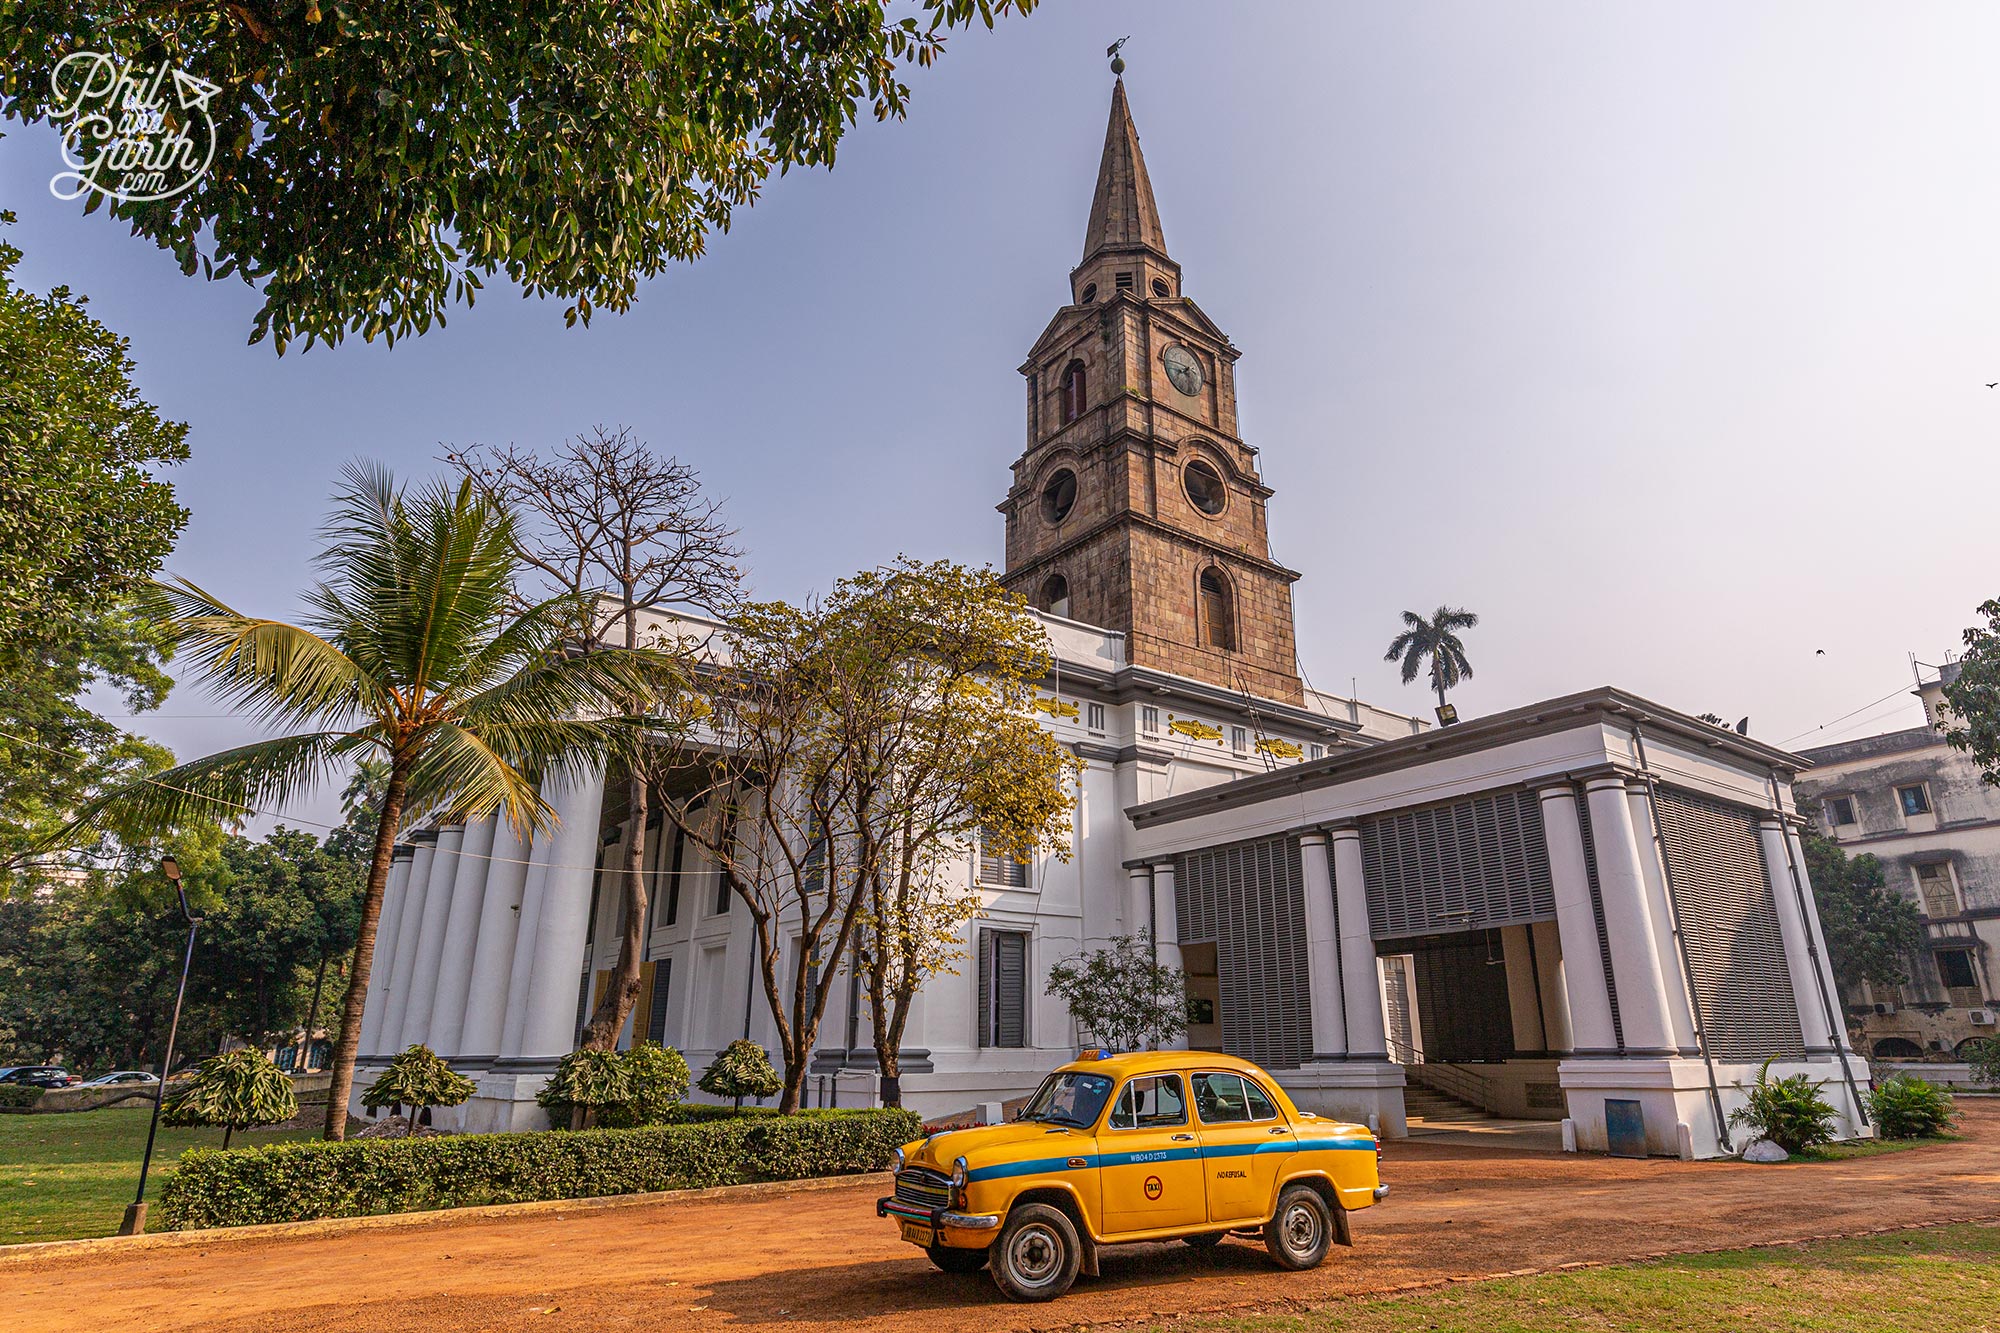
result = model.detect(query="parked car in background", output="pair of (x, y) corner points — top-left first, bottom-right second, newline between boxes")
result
(0, 1066), (77, 1088)
(76, 1071), (160, 1088)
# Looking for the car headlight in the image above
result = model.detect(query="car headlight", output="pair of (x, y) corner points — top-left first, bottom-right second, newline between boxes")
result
(951, 1156), (969, 1189)
(892, 1146), (906, 1172)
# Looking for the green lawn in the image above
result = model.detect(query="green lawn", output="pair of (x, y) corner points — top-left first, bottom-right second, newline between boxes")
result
(1171, 1223), (2000, 1333)
(0, 1107), (318, 1244)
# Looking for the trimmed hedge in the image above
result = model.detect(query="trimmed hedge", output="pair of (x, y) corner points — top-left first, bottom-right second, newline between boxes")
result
(0, 1085), (43, 1110)
(158, 1106), (921, 1231)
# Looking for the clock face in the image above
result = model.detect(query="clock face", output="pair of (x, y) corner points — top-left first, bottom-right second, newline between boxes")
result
(1162, 344), (1203, 396)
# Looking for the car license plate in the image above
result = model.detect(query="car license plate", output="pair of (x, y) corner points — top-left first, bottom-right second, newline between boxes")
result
(900, 1219), (935, 1247)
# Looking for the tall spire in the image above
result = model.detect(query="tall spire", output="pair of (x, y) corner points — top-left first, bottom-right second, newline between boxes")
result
(1081, 78), (1168, 264)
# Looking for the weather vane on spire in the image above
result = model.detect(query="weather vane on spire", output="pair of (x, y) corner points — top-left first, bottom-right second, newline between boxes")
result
(1107, 36), (1130, 76)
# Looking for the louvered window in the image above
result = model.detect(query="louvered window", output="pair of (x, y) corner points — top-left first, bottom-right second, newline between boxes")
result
(978, 827), (1029, 888)
(1198, 568), (1234, 650)
(1175, 836), (1311, 1069)
(1916, 863), (1960, 917)
(978, 930), (1028, 1048)
(1358, 789), (1556, 939)
(1651, 787), (1805, 1061)
(1060, 360), (1087, 424)
(646, 959), (673, 1044)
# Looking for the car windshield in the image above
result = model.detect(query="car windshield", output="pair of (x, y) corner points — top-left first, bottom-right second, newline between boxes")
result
(1018, 1072), (1115, 1128)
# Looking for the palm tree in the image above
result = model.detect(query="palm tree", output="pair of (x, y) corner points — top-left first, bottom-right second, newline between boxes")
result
(75, 464), (676, 1139)
(1384, 605), (1479, 718)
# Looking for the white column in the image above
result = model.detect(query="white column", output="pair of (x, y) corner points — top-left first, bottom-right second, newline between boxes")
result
(1298, 832), (1348, 1061)
(517, 764), (610, 1060)
(356, 848), (414, 1061)
(1532, 919), (1574, 1054)
(428, 816), (498, 1059)
(1329, 826), (1387, 1060)
(1148, 860), (1186, 1050)
(1627, 782), (1699, 1054)
(1126, 864), (1153, 941)
(397, 823), (465, 1050)
(498, 830), (557, 1059)
(1584, 776), (1678, 1054)
(460, 817), (535, 1062)
(378, 833), (438, 1056)
(1535, 785), (1618, 1054)
(1500, 924), (1547, 1053)
(1759, 817), (1837, 1053)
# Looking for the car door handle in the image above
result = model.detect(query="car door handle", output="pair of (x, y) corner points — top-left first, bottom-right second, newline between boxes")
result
(1269, 1127), (1290, 1135)
(1171, 1133), (1195, 1141)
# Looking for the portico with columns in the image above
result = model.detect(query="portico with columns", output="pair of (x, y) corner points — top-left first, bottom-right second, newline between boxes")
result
(1124, 686), (1871, 1159)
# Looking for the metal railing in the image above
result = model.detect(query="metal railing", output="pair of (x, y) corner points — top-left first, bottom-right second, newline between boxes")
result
(1385, 1035), (1493, 1114)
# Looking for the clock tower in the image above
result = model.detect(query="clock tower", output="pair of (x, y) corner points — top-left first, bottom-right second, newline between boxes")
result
(1001, 78), (1305, 705)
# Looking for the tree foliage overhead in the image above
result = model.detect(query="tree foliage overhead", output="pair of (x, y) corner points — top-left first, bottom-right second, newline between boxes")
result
(1941, 598), (2000, 789)
(0, 214), (187, 889)
(1798, 809), (1923, 996)
(1, 2), (1036, 353)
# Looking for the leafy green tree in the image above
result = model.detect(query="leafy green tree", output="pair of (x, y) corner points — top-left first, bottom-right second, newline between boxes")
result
(1968, 1037), (2000, 1087)
(363, 1045), (476, 1136)
(162, 1048), (298, 1149)
(606, 1041), (691, 1128)
(1, 3), (1035, 353)
(0, 214), (186, 891)
(73, 464), (684, 1139)
(1941, 599), (2000, 788)
(1045, 932), (1187, 1054)
(1798, 812), (1922, 996)
(537, 1047), (634, 1130)
(698, 1039), (781, 1110)
(1383, 605), (1479, 716)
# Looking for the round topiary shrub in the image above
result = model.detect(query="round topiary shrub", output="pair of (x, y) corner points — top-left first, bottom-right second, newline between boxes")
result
(162, 1048), (298, 1148)
(363, 1045), (477, 1136)
(698, 1039), (781, 1109)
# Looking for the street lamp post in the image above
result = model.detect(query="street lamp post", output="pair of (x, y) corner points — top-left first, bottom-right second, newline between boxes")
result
(118, 855), (201, 1237)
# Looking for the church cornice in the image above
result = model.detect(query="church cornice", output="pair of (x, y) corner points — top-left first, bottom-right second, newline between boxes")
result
(1004, 423), (1273, 505)
(1001, 512), (1303, 586)
(1018, 291), (1240, 370)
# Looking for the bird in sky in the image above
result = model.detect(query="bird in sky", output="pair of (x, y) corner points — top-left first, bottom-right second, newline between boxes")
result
(1987, 382), (1997, 388)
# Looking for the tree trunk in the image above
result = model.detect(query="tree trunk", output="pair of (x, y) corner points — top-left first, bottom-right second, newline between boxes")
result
(322, 763), (410, 1141)
(581, 767), (650, 1050)
(223, 1125), (234, 1150)
(298, 949), (329, 1071)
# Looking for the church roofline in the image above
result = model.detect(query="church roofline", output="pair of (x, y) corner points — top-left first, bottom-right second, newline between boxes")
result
(1000, 512), (1301, 585)
(1126, 686), (1811, 829)
(1019, 292), (1239, 370)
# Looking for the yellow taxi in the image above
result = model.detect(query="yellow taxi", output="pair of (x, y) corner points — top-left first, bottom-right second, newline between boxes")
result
(876, 1050), (1386, 1301)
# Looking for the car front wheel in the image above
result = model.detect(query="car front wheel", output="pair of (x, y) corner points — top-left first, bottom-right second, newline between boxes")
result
(990, 1203), (1081, 1302)
(927, 1244), (989, 1274)
(1264, 1185), (1334, 1271)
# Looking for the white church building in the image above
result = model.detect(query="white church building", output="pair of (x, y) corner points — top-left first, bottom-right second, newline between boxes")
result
(353, 80), (1869, 1159)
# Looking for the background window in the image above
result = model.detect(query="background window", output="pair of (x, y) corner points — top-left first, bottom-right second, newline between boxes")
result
(646, 958), (673, 1044)
(1231, 726), (1248, 753)
(1060, 360), (1087, 424)
(1916, 863), (1960, 917)
(1142, 705), (1160, 734)
(1898, 784), (1931, 817)
(1309, 743), (1325, 761)
(1198, 568), (1235, 651)
(1183, 459), (1226, 515)
(1827, 796), (1857, 826)
(978, 930), (1028, 1048)
(1937, 949), (1978, 992)
(1040, 468), (1077, 524)
(1086, 701), (1106, 731)
(1041, 572), (1070, 618)
(978, 827), (1029, 889)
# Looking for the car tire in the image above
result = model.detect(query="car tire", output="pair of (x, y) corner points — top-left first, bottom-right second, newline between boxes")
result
(990, 1203), (1081, 1302)
(927, 1244), (989, 1274)
(1183, 1231), (1228, 1249)
(1264, 1185), (1334, 1271)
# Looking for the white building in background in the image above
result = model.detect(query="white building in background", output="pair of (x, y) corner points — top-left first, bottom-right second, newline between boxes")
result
(354, 79), (1867, 1158)
(1795, 662), (2000, 1062)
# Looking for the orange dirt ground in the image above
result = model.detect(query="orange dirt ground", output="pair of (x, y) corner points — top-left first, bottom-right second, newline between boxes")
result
(6, 1102), (1999, 1333)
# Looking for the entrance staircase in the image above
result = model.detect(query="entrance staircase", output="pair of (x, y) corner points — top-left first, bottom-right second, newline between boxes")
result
(1402, 1083), (1491, 1126)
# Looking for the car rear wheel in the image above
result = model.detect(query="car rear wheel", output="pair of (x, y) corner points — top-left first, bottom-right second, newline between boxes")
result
(927, 1244), (989, 1274)
(1264, 1185), (1334, 1271)
(1183, 1231), (1228, 1249)
(990, 1203), (1081, 1302)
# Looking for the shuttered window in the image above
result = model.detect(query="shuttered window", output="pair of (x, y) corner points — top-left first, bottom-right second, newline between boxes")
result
(1359, 789), (1556, 939)
(1651, 787), (1805, 1062)
(647, 958), (673, 1045)
(663, 825), (685, 926)
(977, 930), (1028, 1048)
(978, 827), (1029, 889)
(1175, 836), (1311, 1070)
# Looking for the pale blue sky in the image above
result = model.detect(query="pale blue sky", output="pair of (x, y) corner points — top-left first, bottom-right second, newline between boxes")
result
(4, 3), (1996, 833)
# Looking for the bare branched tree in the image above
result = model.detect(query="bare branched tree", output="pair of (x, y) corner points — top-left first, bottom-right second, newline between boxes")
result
(447, 427), (742, 1051)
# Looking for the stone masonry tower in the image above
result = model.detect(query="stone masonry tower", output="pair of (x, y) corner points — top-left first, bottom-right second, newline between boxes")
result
(1001, 78), (1304, 704)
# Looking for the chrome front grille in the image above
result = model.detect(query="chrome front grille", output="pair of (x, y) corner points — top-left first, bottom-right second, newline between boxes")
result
(893, 1168), (952, 1210)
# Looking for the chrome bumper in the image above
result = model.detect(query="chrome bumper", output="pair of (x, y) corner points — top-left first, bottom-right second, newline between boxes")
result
(1373, 1184), (1390, 1201)
(877, 1197), (1001, 1232)
(940, 1211), (1001, 1230)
